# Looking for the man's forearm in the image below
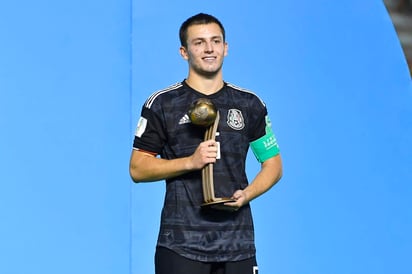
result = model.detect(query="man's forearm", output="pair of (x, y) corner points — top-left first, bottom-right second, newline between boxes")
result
(129, 150), (193, 183)
(243, 154), (283, 202)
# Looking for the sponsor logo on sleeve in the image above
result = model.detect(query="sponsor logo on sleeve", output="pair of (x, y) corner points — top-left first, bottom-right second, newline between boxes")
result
(135, 117), (147, 138)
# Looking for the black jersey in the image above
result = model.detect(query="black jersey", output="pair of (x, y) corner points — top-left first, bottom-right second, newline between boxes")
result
(133, 81), (268, 262)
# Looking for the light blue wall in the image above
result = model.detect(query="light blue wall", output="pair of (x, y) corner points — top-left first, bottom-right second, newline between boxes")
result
(0, 0), (131, 273)
(1, 0), (411, 274)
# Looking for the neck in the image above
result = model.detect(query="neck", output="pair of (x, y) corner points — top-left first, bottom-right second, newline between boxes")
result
(185, 72), (224, 95)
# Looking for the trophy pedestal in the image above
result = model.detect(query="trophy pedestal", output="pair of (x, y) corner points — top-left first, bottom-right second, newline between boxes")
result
(201, 197), (237, 211)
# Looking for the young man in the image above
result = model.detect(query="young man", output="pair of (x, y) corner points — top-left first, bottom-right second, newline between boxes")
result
(130, 13), (283, 274)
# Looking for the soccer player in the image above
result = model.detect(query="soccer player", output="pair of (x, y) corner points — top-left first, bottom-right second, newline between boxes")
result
(130, 13), (283, 274)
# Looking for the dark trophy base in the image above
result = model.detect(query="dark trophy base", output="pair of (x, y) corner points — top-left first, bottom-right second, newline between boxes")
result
(201, 197), (237, 211)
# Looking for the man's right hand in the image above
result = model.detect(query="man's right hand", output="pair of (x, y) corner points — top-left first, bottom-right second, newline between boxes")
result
(189, 140), (218, 170)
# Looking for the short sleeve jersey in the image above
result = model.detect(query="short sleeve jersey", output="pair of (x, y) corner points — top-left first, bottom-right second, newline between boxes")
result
(133, 81), (270, 262)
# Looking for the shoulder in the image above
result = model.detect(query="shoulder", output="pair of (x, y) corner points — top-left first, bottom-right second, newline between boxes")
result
(225, 82), (266, 108)
(226, 83), (266, 110)
(144, 82), (184, 109)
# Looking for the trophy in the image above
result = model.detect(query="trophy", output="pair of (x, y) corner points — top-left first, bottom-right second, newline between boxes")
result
(188, 98), (236, 210)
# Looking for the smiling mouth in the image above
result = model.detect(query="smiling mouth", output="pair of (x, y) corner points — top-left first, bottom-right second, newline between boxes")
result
(202, 56), (216, 61)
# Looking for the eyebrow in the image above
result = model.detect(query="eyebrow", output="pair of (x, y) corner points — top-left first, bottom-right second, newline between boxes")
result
(191, 36), (223, 42)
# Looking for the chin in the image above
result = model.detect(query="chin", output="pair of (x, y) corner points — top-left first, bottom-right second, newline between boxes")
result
(194, 66), (223, 78)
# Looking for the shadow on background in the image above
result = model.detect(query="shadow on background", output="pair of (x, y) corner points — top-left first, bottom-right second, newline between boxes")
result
(384, 0), (412, 76)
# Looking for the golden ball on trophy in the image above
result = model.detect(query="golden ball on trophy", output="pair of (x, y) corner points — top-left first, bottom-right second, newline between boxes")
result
(188, 98), (217, 127)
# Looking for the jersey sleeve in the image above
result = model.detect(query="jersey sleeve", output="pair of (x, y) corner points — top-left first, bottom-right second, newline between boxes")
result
(133, 106), (166, 155)
(248, 96), (280, 162)
(248, 98), (267, 142)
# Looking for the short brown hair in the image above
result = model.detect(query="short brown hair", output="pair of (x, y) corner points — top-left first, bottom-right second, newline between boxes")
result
(179, 13), (226, 47)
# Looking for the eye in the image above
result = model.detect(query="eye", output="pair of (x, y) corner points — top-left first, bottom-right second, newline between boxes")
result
(194, 40), (203, 46)
(213, 39), (221, 44)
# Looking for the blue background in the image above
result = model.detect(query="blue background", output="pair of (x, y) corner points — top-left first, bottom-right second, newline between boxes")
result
(1, 0), (411, 274)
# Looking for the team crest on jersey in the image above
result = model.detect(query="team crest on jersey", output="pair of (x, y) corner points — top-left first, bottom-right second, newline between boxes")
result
(227, 109), (244, 130)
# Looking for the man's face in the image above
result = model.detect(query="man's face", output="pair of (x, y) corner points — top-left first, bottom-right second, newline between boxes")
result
(180, 23), (228, 78)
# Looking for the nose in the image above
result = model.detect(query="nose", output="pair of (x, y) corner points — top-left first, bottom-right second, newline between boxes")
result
(204, 41), (213, 53)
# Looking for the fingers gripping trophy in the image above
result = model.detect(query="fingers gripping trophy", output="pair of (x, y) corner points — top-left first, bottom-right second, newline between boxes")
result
(188, 98), (236, 210)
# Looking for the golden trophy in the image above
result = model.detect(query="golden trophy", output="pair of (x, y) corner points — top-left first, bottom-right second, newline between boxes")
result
(188, 98), (236, 210)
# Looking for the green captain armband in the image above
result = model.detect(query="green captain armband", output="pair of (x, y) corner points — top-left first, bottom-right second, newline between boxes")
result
(250, 116), (280, 163)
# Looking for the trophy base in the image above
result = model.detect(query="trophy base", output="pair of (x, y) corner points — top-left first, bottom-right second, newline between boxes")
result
(201, 198), (237, 211)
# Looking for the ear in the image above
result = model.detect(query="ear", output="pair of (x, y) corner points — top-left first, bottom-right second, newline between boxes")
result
(224, 42), (228, 57)
(180, 46), (189, 60)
